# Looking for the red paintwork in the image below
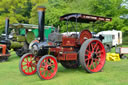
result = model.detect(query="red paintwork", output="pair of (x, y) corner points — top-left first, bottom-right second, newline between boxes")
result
(80, 30), (92, 44)
(65, 53), (77, 60)
(62, 37), (77, 47)
(33, 40), (39, 43)
(50, 46), (77, 61)
(21, 54), (37, 75)
(49, 30), (92, 61)
(84, 40), (106, 72)
(0, 44), (6, 55)
(19, 29), (106, 79)
(57, 52), (77, 61)
(39, 56), (58, 80)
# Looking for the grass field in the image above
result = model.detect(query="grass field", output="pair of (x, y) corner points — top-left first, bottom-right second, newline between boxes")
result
(0, 48), (128, 85)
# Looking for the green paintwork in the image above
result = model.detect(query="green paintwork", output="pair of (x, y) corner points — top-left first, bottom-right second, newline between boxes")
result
(9, 24), (55, 43)
(17, 36), (26, 42)
(10, 41), (24, 48)
(26, 31), (35, 44)
(10, 24), (55, 39)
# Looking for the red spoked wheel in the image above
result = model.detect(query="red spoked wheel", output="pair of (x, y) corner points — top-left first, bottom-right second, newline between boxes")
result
(79, 39), (106, 73)
(37, 55), (58, 80)
(19, 53), (37, 75)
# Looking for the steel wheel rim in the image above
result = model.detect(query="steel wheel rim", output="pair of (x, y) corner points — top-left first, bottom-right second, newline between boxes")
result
(84, 40), (106, 72)
(39, 56), (58, 80)
(21, 54), (36, 75)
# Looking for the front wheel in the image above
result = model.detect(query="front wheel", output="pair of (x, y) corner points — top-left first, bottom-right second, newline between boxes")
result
(19, 53), (37, 75)
(79, 39), (106, 73)
(37, 55), (58, 80)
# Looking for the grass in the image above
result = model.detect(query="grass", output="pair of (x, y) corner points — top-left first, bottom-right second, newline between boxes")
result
(0, 48), (128, 85)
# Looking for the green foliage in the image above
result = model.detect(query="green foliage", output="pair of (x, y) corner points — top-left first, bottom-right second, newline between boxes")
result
(0, 0), (128, 34)
(89, 0), (128, 32)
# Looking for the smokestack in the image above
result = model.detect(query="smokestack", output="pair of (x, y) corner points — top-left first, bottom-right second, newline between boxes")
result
(37, 6), (46, 42)
(5, 18), (9, 40)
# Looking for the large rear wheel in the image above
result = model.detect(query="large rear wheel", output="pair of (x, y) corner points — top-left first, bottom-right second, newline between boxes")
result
(79, 39), (106, 73)
(37, 55), (58, 80)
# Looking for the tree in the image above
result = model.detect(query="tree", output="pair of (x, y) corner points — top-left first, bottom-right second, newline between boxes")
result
(88, 0), (128, 32)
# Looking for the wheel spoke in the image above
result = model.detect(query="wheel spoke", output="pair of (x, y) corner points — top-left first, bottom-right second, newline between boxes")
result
(85, 58), (90, 61)
(41, 65), (45, 68)
(95, 58), (99, 62)
(46, 58), (48, 63)
(49, 70), (52, 74)
(94, 42), (98, 50)
(99, 61), (103, 65)
(51, 67), (55, 71)
(23, 60), (27, 63)
(86, 59), (90, 67)
(95, 45), (99, 52)
(91, 43), (94, 51)
(92, 61), (95, 69)
(22, 64), (27, 66)
(26, 57), (28, 62)
(50, 63), (54, 66)
(30, 56), (32, 61)
(31, 66), (33, 72)
(28, 67), (29, 72)
(49, 59), (55, 66)
(86, 49), (91, 53)
(47, 71), (50, 77)
(44, 58), (48, 65)
(97, 55), (101, 58)
(95, 59), (98, 66)
(89, 59), (93, 68)
(85, 54), (88, 56)
(97, 50), (104, 54)
(43, 70), (46, 76)
(24, 67), (29, 71)
(41, 69), (46, 73)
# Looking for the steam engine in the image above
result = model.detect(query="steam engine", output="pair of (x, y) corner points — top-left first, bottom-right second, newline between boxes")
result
(19, 6), (106, 80)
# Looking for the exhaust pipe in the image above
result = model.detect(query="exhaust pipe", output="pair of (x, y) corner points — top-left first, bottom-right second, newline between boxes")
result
(37, 6), (46, 42)
(5, 18), (9, 40)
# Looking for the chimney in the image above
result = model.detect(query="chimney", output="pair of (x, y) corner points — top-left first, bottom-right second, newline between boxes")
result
(5, 18), (9, 40)
(37, 6), (46, 42)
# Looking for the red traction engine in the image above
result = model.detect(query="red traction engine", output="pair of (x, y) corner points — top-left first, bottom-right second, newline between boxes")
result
(19, 6), (112, 80)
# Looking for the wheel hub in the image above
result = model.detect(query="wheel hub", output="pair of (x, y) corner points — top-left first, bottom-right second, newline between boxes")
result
(47, 66), (52, 70)
(27, 62), (31, 67)
(91, 52), (97, 58)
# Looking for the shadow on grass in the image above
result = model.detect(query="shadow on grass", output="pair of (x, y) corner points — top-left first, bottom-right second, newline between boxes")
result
(58, 65), (86, 73)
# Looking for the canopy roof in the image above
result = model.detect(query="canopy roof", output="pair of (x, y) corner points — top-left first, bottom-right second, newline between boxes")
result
(60, 13), (112, 23)
(9, 24), (54, 29)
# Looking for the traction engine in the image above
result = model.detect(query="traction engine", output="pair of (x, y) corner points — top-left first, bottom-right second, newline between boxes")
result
(19, 6), (112, 80)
